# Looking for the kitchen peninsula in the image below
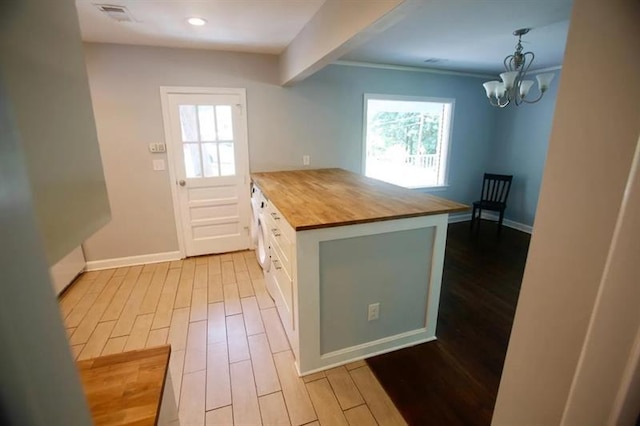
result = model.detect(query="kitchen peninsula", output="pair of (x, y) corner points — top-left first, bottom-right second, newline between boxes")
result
(251, 168), (467, 375)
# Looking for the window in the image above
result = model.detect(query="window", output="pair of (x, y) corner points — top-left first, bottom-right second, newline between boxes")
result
(363, 94), (454, 189)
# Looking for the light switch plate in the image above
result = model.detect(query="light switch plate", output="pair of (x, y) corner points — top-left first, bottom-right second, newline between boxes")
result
(153, 159), (166, 171)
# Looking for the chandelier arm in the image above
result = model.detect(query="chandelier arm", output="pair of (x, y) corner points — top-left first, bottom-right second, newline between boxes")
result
(521, 51), (535, 76)
(521, 91), (545, 104)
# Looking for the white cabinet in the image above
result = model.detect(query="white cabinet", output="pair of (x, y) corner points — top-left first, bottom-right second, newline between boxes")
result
(264, 202), (298, 354)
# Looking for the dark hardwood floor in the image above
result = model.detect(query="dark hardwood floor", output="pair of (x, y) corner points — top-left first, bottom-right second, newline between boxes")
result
(367, 220), (531, 426)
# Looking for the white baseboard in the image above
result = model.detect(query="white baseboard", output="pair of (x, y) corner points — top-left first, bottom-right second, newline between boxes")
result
(448, 212), (533, 234)
(85, 251), (183, 271)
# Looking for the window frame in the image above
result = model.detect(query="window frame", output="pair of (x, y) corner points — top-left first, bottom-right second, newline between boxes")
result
(361, 93), (456, 190)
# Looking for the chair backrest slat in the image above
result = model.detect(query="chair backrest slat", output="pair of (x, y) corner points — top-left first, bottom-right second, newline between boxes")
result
(480, 173), (513, 204)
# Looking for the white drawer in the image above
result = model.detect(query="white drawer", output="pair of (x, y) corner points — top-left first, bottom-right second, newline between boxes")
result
(270, 246), (294, 333)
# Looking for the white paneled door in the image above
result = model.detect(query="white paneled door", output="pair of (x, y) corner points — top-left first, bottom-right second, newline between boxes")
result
(161, 88), (251, 257)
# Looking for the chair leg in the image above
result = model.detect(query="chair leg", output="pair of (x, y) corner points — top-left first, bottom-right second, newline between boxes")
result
(470, 205), (476, 232)
(498, 210), (505, 235)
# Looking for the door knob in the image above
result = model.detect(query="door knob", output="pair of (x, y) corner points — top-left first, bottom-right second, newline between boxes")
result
(178, 180), (186, 186)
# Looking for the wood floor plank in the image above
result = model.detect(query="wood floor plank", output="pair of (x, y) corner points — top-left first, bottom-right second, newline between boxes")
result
(64, 289), (101, 328)
(86, 269), (116, 295)
(184, 320), (207, 373)
(195, 256), (209, 266)
(111, 271), (153, 337)
(232, 252), (248, 272)
(80, 270), (100, 281)
(208, 255), (221, 275)
(248, 333), (281, 396)
(350, 367), (406, 426)
(208, 273), (223, 303)
(261, 307), (290, 353)
(151, 268), (181, 329)
(344, 404), (378, 426)
(69, 275), (123, 345)
(253, 278), (275, 309)
(169, 259), (183, 269)
(194, 264), (208, 289)
(273, 351), (317, 426)
(325, 366), (365, 410)
(306, 378), (349, 426)
(302, 371), (326, 383)
(345, 360), (367, 370)
(179, 370), (206, 426)
(220, 253), (233, 263)
(237, 276), (255, 298)
(112, 266), (129, 277)
(100, 266), (142, 321)
(139, 262), (169, 314)
(206, 341), (231, 410)
(65, 327), (76, 339)
(259, 392), (291, 426)
(205, 406), (233, 426)
(77, 320), (116, 360)
(123, 313), (155, 351)
(59, 278), (92, 318)
(190, 287), (208, 322)
(169, 349), (186, 407)
(146, 327), (169, 348)
(223, 283), (242, 315)
(168, 307), (190, 351)
(142, 262), (157, 274)
(230, 360), (262, 426)
(241, 296), (264, 335)
(207, 302), (226, 344)
(226, 314), (250, 363)
(71, 344), (84, 360)
(174, 269), (194, 309)
(221, 261), (236, 285)
(101, 336), (127, 355)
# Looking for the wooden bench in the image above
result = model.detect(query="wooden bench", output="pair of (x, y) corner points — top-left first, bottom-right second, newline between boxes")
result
(76, 345), (176, 426)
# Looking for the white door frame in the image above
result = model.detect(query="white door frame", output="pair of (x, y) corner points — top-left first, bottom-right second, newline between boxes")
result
(159, 86), (250, 258)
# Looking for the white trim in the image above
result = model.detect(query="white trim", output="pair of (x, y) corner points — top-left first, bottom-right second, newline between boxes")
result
(448, 212), (533, 234)
(334, 60), (494, 79)
(298, 335), (437, 377)
(361, 94), (455, 189)
(85, 251), (182, 271)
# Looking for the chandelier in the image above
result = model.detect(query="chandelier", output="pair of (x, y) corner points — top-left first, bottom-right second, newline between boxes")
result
(483, 28), (555, 107)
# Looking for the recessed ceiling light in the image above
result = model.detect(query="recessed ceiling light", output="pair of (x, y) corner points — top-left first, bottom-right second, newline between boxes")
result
(187, 17), (207, 26)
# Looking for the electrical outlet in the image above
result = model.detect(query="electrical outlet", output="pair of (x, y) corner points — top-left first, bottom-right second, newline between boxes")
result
(367, 303), (380, 321)
(303, 155), (310, 166)
(149, 143), (158, 153)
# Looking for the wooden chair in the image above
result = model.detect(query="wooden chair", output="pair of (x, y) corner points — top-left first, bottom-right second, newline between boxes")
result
(470, 173), (513, 234)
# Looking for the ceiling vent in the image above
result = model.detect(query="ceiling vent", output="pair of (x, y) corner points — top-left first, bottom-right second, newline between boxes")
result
(95, 4), (135, 23)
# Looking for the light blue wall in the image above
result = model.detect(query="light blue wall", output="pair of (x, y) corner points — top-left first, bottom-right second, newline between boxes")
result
(291, 64), (498, 207)
(488, 70), (561, 226)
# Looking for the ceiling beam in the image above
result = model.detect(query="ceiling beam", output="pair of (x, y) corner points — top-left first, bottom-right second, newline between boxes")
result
(279, 0), (421, 86)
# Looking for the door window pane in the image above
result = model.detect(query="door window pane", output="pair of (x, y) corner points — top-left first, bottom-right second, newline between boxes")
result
(202, 143), (219, 177)
(183, 143), (202, 178)
(198, 105), (216, 141)
(219, 142), (236, 176)
(216, 105), (234, 140)
(179, 105), (198, 142)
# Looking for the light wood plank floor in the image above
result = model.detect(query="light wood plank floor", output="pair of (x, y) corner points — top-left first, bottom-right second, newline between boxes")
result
(59, 251), (406, 426)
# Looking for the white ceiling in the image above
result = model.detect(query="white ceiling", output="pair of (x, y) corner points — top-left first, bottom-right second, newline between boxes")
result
(75, 0), (325, 54)
(75, 0), (573, 75)
(341, 0), (573, 74)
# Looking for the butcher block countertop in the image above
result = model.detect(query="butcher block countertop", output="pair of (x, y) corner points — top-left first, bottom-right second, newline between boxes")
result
(251, 168), (468, 231)
(76, 345), (170, 426)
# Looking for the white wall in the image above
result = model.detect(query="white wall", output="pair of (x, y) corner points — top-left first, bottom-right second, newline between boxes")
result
(1, 0), (110, 265)
(83, 43), (496, 262)
(492, 0), (640, 423)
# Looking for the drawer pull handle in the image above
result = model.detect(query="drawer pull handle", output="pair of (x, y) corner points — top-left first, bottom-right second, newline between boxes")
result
(270, 212), (280, 220)
(273, 260), (282, 270)
(272, 229), (281, 237)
